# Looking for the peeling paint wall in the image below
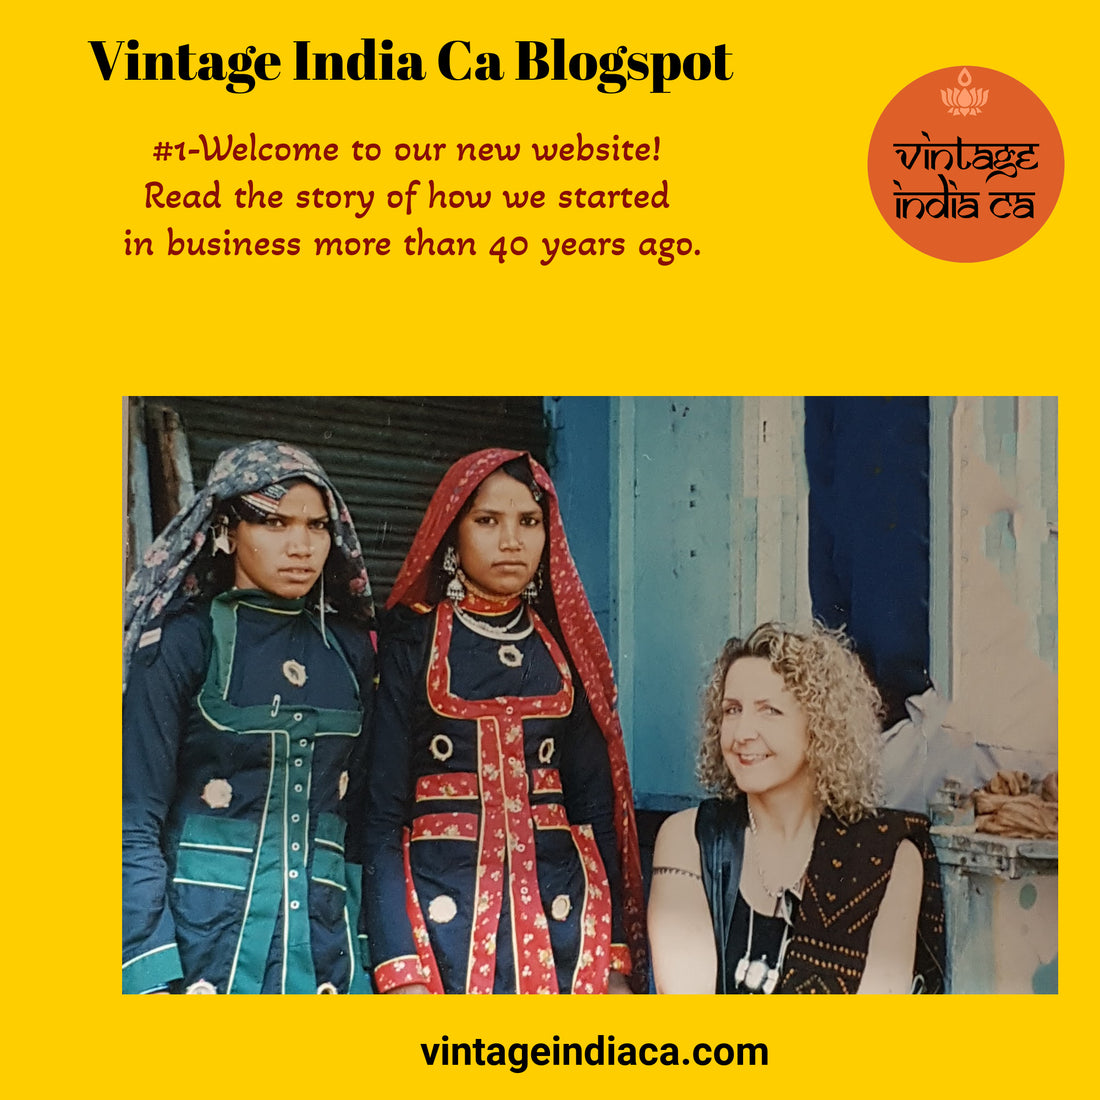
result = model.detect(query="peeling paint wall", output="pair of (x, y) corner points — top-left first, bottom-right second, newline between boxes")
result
(939, 856), (1058, 994)
(947, 396), (1057, 756)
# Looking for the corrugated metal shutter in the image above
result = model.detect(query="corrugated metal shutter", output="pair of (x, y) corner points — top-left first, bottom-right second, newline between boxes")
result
(139, 396), (549, 604)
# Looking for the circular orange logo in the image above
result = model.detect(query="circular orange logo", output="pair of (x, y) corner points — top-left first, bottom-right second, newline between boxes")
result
(868, 66), (1064, 261)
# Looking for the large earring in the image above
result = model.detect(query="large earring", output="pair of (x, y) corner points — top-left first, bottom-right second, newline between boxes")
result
(318, 573), (331, 649)
(443, 545), (466, 603)
(213, 519), (232, 556)
(523, 566), (543, 603)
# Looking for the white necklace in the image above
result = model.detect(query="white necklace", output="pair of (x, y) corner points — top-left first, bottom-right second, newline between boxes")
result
(453, 604), (525, 635)
(733, 903), (793, 994)
(452, 603), (534, 667)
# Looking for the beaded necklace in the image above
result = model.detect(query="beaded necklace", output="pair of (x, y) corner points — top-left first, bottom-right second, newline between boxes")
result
(733, 804), (814, 993)
(452, 602), (534, 668)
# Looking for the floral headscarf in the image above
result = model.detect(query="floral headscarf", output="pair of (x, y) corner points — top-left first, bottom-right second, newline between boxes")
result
(388, 448), (649, 990)
(124, 439), (373, 693)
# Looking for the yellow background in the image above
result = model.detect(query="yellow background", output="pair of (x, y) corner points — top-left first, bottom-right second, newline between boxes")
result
(5, 1), (1088, 1093)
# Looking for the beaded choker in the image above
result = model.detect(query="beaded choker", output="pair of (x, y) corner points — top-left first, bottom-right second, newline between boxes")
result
(457, 589), (522, 615)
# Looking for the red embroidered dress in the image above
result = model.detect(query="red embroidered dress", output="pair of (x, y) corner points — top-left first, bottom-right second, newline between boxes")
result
(362, 450), (647, 993)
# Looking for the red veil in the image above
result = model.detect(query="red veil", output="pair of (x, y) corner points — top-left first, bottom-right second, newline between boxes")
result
(388, 448), (648, 990)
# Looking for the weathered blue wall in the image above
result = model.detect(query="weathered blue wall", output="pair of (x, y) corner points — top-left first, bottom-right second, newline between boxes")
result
(546, 396), (812, 810)
(543, 397), (612, 642)
(618, 398), (744, 809)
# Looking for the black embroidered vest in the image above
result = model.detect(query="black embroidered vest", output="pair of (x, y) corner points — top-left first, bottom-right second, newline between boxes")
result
(695, 798), (946, 993)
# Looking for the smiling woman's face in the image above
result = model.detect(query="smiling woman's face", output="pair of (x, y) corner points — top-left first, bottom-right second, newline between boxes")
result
(455, 469), (546, 600)
(231, 482), (331, 598)
(719, 657), (812, 800)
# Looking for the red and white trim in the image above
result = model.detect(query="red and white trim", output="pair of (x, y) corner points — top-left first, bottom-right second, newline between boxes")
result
(532, 803), (569, 829)
(610, 944), (632, 974)
(421, 604), (581, 993)
(410, 812), (479, 841)
(569, 824), (613, 994)
(373, 828), (445, 993)
(530, 768), (563, 795)
(416, 772), (479, 801)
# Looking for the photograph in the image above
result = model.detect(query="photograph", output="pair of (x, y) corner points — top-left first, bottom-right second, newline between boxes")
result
(123, 396), (1057, 998)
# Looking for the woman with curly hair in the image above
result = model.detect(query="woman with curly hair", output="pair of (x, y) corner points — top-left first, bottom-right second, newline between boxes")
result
(648, 623), (945, 994)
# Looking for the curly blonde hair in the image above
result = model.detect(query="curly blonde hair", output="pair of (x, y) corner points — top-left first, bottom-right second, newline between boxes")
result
(696, 623), (884, 823)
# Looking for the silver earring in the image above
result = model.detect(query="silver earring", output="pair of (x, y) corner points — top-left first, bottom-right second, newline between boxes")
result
(443, 546), (466, 603)
(213, 520), (232, 556)
(522, 566), (542, 603)
(318, 573), (331, 649)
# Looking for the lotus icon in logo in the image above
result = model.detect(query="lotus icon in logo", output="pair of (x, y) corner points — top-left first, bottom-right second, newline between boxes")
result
(941, 67), (989, 116)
